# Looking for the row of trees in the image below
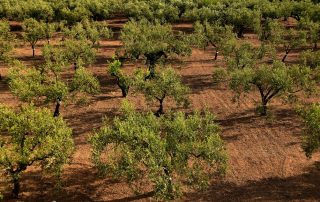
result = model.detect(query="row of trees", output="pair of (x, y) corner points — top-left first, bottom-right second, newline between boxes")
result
(1, 0), (320, 25)
(0, 6), (320, 200)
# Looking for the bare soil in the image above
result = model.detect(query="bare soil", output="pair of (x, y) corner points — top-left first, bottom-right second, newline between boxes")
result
(0, 21), (319, 202)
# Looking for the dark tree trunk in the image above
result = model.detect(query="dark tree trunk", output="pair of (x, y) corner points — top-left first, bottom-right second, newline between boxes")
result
(119, 84), (129, 97)
(149, 65), (155, 78)
(74, 62), (77, 71)
(145, 51), (166, 80)
(163, 166), (174, 199)
(237, 26), (245, 38)
(12, 177), (20, 198)
(282, 50), (290, 62)
(156, 99), (164, 117)
(260, 103), (268, 116)
(314, 42), (318, 51)
(32, 45), (35, 58)
(53, 98), (61, 117)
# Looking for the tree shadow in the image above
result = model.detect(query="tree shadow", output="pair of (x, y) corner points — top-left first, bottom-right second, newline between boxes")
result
(105, 191), (154, 202)
(64, 107), (119, 137)
(1, 166), (130, 202)
(184, 166), (320, 201)
(0, 78), (9, 93)
(217, 107), (302, 142)
(182, 74), (225, 93)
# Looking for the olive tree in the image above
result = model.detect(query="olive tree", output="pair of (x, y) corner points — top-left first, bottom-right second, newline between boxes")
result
(0, 20), (14, 79)
(22, 18), (46, 57)
(298, 104), (320, 158)
(0, 104), (74, 198)
(0, 20), (14, 47)
(8, 45), (100, 117)
(224, 4), (261, 38)
(120, 19), (191, 78)
(192, 21), (236, 60)
(300, 50), (320, 68)
(63, 39), (96, 70)
(264, 20), (307, 62)
(229, 61), (315, 116)
(134, 67), (190, 116)
(108, 59), (131, 97)
(90, 101), (227, 200)
(280, 29), (307, 62)
(224, 43), (271, 71)
(44, 22), (57, 44)
(299, 17), (320, 50)
(64, 19), (112, 47)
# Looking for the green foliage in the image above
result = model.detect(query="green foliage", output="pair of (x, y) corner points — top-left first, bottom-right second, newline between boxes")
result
(90, 101), (227, 200)
(299, 17), (320, 49)
(192, 20), (236, 59)
(134, 67), (190, 115)
(212, 67), (228, 84)
(298, 104), (320, 158)
(229, 61), (315, 115)
(0, 104), (74, 197)
(224, 43), (270, 70)
(70, 67), (101, 95)
(120, 19), (191, 68)
(108, 59), (131, 97)
(258, 18), (283, 42)
(64, 19), (112, 46)
(22, 18), (46, 57)
(8, 62), (69, 103)
(258, 19), (307, 62)
(44, 22), (57, 43)
(224, 3), (261, 37)
(8, 44), (100, 113)
(63, 39), (96, 67)
(0, 20), (14, 62)
(300, 50), (320, 68)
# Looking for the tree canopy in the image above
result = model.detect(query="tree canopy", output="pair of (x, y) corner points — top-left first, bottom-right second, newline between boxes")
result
(298, 104), (320, 158)
(0, 104), (74, 197)
(134, 67), (190, 116)
(90, 101), (227, 200)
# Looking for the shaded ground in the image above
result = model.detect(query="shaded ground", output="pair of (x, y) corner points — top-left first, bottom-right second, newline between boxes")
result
(0, 21), (319, 201)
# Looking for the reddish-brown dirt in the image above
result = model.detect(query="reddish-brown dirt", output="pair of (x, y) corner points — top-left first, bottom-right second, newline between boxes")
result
(0, 21), (319, 201)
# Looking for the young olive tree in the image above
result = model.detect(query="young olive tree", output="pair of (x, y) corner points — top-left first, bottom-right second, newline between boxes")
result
(22, 18), (46, 57)
(0, 104), (74, 198)
(108, 59), (131, 97)
(63, 39), (96, 70)
(0, 20), (14, 79)
(64, 19), (112, 47)
(264, 20), (307, 62)
(224, 43), (271, 71)
(0, 20), (14, 50)
(120, 19), (191, 78)
(192, 21), (236, 60)
(224, 5), (261, 38)
(229, 61), (315, 116)
(90, 101), (227, 200)
(8, 45), (100, 117)
(44, 22), (57, 44)
(280, 29), (307, 62)
(298, 104), (320, 158)
(299, 17), (320, 50)
(134, 67), (190, 116)
(300, 50), (320, 69)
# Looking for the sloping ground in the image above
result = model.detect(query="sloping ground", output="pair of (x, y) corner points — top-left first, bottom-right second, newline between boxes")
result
(0, 30), (319, 201)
